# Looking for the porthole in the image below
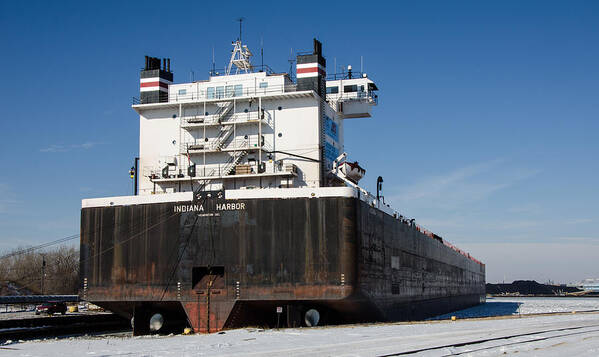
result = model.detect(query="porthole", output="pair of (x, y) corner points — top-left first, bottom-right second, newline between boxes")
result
(244, 135), (248, 139)
(278, 133), (282, 137)
(205, 138), (209, 142)
(278, 106), (282, 111)
(244, 109), (249, 113)
(172, 114), (177, 118)
(172, 140), (176, 145)
(205, 111), (209, 115)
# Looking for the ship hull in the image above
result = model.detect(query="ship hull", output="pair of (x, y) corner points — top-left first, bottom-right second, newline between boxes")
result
(80, 194), (485, 334)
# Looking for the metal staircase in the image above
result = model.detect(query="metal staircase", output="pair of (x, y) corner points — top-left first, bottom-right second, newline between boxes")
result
(211, 125), (235, 150)
(215, 102), (233, 123)
(222, 149), (248, 175)
(201, 146), (248, 178)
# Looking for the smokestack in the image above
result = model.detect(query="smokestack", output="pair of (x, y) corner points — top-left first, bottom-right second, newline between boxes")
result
(296, 39), (326, 97)
(140, 55), (174, 104)
(313, 39), (322, 56)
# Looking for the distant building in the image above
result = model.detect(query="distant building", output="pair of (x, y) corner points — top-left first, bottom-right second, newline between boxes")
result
(577, 279), (599, 292)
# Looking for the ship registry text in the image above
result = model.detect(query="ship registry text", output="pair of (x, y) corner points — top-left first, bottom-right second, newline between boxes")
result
(173, 202), (246, 213)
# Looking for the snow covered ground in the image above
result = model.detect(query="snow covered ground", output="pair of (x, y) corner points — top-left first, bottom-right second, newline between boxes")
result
(6, 298), (599, 356)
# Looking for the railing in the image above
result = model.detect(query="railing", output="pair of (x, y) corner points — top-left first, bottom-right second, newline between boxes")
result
(326, 90), (378, 105)
(326, 71), (371, 81)
(412, 223), (484, 266)
(357, 189), (483, 267)
(181, 110), (270, 128)
(132, 83), (299, 105)
(443, 240), (484, 266)
(208, 64), (277, 77)
(181, 137), (272, 154)
(222, 137), (272, 152)
(146, 159), (295, 181)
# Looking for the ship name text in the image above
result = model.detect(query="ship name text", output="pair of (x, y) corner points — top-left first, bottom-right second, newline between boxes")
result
(173, 204), (204, 213)
(173, 202), (245, 213)
(216, 202), (246, 211)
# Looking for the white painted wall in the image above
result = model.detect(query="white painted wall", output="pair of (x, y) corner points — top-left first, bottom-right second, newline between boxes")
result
(135, 71), (368, 195)
(138, 107), (182, 194)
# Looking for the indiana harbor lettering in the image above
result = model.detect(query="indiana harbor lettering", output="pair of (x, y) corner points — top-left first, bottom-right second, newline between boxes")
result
(173, 202), (245, 213)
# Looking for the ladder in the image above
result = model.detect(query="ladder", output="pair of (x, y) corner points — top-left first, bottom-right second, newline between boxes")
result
(212, 125), (235, 150)
(222, 150), (248, 176)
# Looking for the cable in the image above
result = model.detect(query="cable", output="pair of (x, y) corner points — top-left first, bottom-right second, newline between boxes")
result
(5, 207), (181, 294)
(265, 149), (320, 162)
(0, 234), (79, 260)
(158, 182), (212, 301)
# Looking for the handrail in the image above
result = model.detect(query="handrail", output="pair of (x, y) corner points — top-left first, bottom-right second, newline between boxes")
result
(326, 91), (378, 104)
(145, 156), (293, 181)
(181, 110), (271, 127)
(208, 64), (277, 76)
(325, 71), (372, 81)
(412, 222), (484, 266)
(181, 137), (272, 153)
(133, 83), (299, 105)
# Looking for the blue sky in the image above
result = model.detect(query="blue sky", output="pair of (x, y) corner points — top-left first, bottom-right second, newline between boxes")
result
(0, 0), (598, 283)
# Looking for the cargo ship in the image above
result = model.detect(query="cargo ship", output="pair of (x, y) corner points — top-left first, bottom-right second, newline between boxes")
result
(80, 38), (485, 334)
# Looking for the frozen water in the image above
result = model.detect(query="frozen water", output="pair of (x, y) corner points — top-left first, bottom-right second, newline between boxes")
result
(432, 296), (599, 319)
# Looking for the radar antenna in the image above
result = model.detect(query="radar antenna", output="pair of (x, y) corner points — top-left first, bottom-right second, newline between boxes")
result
(226, 17), (253, 75)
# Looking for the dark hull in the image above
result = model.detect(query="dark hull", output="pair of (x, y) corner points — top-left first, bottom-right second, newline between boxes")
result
(80, 195), (485, 333)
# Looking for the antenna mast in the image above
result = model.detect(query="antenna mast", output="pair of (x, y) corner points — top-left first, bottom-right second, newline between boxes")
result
(226, 18), (253, 75)
(211, 46), (215, 75)
(237, 17), (244, 41)
(288, 48), (295, 81)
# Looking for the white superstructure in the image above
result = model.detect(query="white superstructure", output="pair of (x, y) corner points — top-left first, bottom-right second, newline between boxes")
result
(133, 39), (378, 196)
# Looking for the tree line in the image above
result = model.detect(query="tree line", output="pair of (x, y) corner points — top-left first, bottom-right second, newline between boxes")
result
(0, 245), (79, 295)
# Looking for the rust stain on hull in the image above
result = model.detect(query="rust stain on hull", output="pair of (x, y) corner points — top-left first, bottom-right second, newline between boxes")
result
(81, 196), (485, 333)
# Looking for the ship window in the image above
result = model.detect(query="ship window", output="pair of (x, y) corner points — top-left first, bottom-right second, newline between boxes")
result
(259, 82), (268, 88)
(215, 86), (224, 98)
(326, 86), (339, 94)
(234, 84), (243, 96)
(207, 87), (215, 99)
(344, 85), (358, 93)
(225, 85), (234, 97)
(178, 89), (187, 95)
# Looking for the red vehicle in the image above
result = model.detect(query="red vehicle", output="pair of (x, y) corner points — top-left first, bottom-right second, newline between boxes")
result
(35, 301), (67, 315)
